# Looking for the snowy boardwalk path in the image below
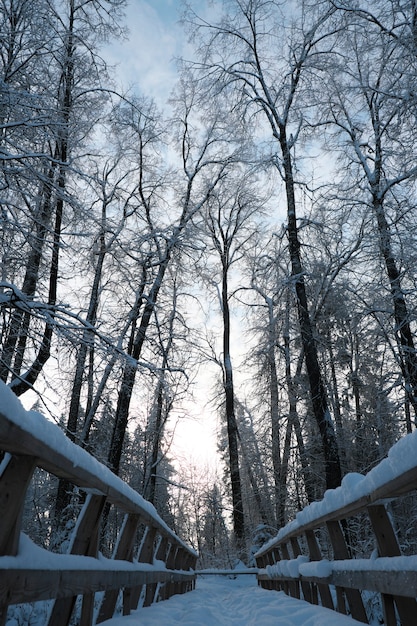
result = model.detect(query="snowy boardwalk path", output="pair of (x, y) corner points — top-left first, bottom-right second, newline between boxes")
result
(101, 575), (363, 625)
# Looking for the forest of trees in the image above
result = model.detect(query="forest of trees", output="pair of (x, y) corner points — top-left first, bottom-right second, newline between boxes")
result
(2, 0), (417, 569)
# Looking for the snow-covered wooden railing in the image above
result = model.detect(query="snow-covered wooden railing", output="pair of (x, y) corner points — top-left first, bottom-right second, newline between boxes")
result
(255, 432), (417, 626)
(0, 382), (197, 626)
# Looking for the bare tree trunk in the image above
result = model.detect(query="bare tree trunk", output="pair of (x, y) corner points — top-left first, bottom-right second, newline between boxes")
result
(280, 124), (342, 490)
(106, 102), (231, 476)
(147, 298), (177, 506)
(107, 259), (167, 475)
(235, 401), (275, 526)
(54, 209), (107, 519)
(0, 157), (57, 383)
(9, 0), (75, 395)
(250, 283), (282, 527)
(238, 431), (270, 526)
(222, 267), (245, 553)
(373, 194), (417, 417)
(11, 166), (64, 395)
(147, 376), (165, 505)
(327, 331), (347, 473)
(278, 417), (292, 527)
(67, 242), (105, 441)
(283, 312), (316, 506)
(267, 299), (282, 527)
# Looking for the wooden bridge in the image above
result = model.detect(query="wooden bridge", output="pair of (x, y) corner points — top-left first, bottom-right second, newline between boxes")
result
(1, 380), (417, 625)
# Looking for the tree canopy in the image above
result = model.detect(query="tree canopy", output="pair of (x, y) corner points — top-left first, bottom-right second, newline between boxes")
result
(2, 0), (417, 568)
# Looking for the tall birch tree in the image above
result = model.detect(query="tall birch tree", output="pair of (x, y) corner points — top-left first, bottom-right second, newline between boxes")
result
(320, 1), (417, 419)
(200, 175), (262, 552)
(185, 0), (342, 489)
(106, 84), (240, 476)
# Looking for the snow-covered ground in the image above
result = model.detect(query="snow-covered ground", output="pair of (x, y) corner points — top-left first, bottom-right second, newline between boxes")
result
(101, 575), (364, 625)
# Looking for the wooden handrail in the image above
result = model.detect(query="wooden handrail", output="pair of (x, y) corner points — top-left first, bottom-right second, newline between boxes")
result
(255, 430), (417, 626)
(0, 382), (197, 625)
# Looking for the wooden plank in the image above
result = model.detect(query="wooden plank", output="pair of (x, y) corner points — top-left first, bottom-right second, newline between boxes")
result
(0, 568), (196, 605)
(158, 542), (173, 600)
(0, 602), (6, 626)
(190, 554), (198, 591)
(335, 586), (346, 616)
(72, 494), (106, 556)
(79, 496), (107, 626)
(329, 568), (417, 597)
(381, 593), (396, 626)
(138, 525), (157, 564)
(271, 547), (283, 592)
(80, 593), (94, 626)
(173, 547), (190, 595)
(367, 505), (401, 557)
(123, 588), (132, 616)
(180, 552), (195, 593)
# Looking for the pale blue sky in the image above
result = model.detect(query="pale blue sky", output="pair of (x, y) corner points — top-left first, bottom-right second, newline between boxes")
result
(104, 0), (213, 107)
(151, 0), (180, 23)
(104, 0), (184, 105)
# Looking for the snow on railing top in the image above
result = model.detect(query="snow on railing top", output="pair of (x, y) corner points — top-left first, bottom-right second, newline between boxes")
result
(256, 428), (417, 558)
(0, 532), (169, 572)
(0, 381), (196, 556)
(264, 554), (417, 581)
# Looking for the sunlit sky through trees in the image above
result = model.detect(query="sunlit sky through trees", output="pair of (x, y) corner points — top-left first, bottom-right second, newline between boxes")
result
(103, 1), (222, 472)
(7, 0), (417, 576)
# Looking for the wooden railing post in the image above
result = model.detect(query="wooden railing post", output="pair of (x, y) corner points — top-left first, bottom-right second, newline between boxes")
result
(143, 535), (169, 606)
(157, 542), (173, 601)
(183, 552), (197, 591)
(266, 548), (280, 591)
(255, 555), (265, 588)
(190, 554), (198, 590)
(174, 548), (190, 595)
(0, 455), (36, 556)
(290, 537), (312, 604)
(326, 520), (368, 623)
(367, 504), (417, 626)
(163, 544), (178, 600)
(96, 512), (140, 623)
(256, 552), (275, 590)
(281, 541), (299, 598)
(48, 494), (106, 626)
(304, 530), (333, 610)
(0, 454), (36, 626)
(125, 524), (157, 613)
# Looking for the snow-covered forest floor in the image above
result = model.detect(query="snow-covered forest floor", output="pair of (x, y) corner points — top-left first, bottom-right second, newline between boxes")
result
(101, 575), (365, 626)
